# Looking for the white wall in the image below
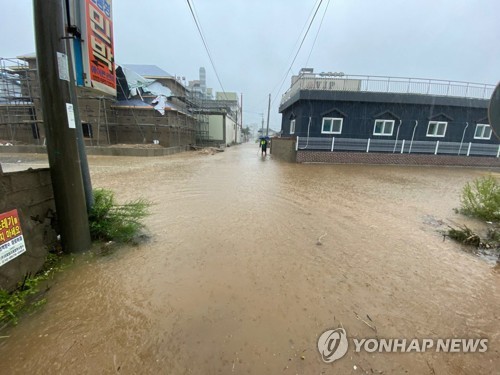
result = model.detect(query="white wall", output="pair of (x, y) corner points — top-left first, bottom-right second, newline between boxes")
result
(208, 115), (223, 140)
(208, 114), (239, 145)
(225, 116), (236, 145)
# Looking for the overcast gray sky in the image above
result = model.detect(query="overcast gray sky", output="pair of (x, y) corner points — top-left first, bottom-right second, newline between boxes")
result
(2, 0), (499, 129)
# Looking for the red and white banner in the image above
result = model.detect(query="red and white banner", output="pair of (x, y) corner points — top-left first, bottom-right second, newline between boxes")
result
(84, 0), (116, 95)
(0, 209), (26, 267)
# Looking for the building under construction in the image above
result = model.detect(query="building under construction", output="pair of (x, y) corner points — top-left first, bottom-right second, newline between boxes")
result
(0, 56), (241, 148)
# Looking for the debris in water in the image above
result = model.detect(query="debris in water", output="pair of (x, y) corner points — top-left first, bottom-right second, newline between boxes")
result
(445, 225), (481, 247)
(354, 311), (377, 332)
(316, 232), (327, 246)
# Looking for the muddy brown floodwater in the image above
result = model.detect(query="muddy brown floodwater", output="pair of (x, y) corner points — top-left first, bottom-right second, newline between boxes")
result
(1, 144), (499, 374)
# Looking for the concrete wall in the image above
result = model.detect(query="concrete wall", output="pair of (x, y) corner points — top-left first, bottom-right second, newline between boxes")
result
(0, 105), (42, 145)
(0, 166), (57, 291)
(225, 116), (237, 145)
(296, 150), (500, 167)
(86, 145), (189, 157)
(207, 114), (239, 145)
(0, 145), (190, 157)
(270, 138), (297, 162)
(208, 115), (224, 141)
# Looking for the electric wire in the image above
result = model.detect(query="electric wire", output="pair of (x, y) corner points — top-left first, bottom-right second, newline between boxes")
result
(271, 0), (324, 107)
(268, 0), (322, 98)
(304, 0), (331, 68)
(185, 0), (229, 100)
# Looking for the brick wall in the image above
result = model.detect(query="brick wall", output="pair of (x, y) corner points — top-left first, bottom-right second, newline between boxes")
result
(297, 151), (500, 167)
(0, 166), (57, 291)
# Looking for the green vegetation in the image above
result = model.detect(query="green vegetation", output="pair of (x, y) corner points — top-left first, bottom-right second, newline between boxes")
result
(0, 252), (64, 327)
(446, 225), (481, 247)
(446, 176), (500, 256)
(1, 189), (151, 328)
(88, 188), (151, 243)
(458, 176), (500, 222)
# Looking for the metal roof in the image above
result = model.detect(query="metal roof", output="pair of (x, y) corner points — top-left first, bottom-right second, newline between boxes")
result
(113, 98), (182, 112)
(122, 64), (172, 78)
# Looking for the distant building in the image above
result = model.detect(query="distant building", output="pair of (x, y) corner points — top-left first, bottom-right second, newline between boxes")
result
(0, 57), (244, 148)
(188, 67), (213, 100)
(257, 128), (280, 137)
(185, 66), (242, 146)
(0, 56), (198, 147)
(279, 68), (498, 161)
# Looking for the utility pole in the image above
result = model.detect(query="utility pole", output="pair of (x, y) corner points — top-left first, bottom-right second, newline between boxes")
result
(33, 0), (91, 252)
(235, 110), (238, 144)
(266, 93), (271, 136)
(240, 93), (243, 142)
(64, 0), (94, 211)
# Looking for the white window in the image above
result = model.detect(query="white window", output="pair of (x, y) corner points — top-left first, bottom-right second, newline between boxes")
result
(321, 117), (343, 134)
(373, 119), (394, 136)
(474, 124), (492, 140)
(290, 119), (295, 134)
(427, 121), (447, 137)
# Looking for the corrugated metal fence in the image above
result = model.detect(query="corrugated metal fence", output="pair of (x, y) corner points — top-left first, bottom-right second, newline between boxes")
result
(296, 137), (500, 157)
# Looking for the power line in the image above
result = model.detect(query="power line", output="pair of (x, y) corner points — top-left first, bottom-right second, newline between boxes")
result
(268, 0), (322, 98)
(271, 0), (325, 107)
(305, 0), (331, 68)
(185, 0), (228, 99)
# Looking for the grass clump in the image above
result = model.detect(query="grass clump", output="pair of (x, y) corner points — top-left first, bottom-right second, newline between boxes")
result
(459, 176), (500, 222)
(0, 252), (63, 327)
(446, 225), (481, 247)
(0, 278), (44, 326)
(88, 188), (151, 243)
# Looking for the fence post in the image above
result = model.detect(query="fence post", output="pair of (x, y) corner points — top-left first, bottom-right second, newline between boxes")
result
(434, 141), (439, 155)
(401, 139), (405, 153)
(295, 136), (299, 151)
(366, 138), (371, 153)
(497, 144), (500, 158)
(331, 137), (335, 152)
(467, 142), (471, 156)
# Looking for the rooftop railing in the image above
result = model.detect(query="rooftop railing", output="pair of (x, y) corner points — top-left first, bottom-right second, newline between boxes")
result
(280, 74), (496, 106)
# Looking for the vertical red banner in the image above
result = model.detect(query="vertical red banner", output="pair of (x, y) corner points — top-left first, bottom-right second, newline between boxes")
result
(85, 0), (116, 95)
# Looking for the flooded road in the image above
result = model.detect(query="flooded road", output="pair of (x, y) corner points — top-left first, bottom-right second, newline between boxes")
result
(1, 144), (499, 374)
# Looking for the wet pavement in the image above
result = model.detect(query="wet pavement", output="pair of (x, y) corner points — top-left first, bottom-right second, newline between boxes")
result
(0, 144), (499, 374)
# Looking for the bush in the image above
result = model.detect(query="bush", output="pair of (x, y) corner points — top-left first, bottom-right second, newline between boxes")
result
(459, 176), (500, 222)
(88, 189), (151, 243)
(446, 225), (481, 247)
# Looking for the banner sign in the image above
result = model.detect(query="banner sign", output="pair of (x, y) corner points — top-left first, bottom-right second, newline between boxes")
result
(85, 0), (116, 95)
(0, 209), (26, 267)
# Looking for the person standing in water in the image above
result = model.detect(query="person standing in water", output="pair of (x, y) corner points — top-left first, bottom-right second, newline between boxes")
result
(260, 138), (268, 156)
